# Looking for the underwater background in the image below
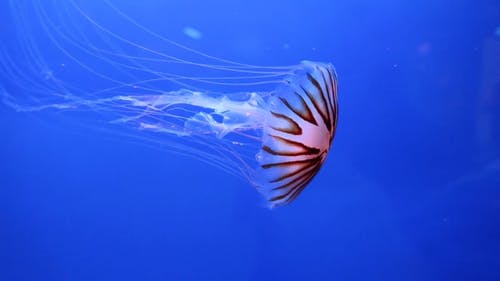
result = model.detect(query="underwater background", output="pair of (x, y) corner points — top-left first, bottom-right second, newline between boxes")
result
(0, 0), (499, 280)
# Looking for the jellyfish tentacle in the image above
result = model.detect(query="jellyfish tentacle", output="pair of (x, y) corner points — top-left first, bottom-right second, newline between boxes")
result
(0, 1), (339, 208)
(101, 0), (295, 70)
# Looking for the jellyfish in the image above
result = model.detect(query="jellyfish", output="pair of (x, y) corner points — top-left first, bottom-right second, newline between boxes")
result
(0, 0), (338, 208)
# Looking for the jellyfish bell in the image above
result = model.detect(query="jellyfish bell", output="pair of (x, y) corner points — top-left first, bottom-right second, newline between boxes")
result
(257, 61), (338, 207)
(0, 0), (338, 208)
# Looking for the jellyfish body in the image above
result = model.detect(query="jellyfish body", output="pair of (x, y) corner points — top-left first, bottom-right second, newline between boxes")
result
(258, 61), (338, 207)
(0, 0), (338, 207)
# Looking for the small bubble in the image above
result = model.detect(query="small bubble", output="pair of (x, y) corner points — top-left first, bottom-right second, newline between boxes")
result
(41, 69), (53, 80)
(183, 26), (202, 40)
(255, 152), (263, 161)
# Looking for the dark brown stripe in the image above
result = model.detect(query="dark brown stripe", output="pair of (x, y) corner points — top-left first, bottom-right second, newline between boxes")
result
(301, 85), (330, 132)
(269, 167), (314, 203)
(270, 164), (320, 202)
(271, 156), (321, 189)
(262, 144), (318, 157)
(265, 134), (320, 155)
(327, 68), (339, 133)
(279, 93), (317, 126)
(320, 69), (335, 127)
(270, 155), (321, 183)
(285, 165), (321, 204)
(307, 73), (332, 131)
(261, 156), (317, 169)
(270, 111), (302, 135)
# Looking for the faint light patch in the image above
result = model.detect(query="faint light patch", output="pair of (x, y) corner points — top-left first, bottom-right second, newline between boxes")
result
(41, 69), (53, 80)
(183, 26), (202, 40)
(283, 43), (290, 50)
(417, 41), (432, 56)
(495, 26), (500, 37)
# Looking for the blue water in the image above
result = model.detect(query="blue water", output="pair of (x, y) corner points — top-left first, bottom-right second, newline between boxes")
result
(1, 0), (499, 280)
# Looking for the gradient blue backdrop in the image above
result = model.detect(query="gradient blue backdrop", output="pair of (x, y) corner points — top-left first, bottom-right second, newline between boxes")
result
(1, 0), (499, 280)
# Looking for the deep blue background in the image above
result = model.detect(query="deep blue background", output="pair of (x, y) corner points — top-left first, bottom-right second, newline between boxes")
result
(1, 0), (500, 280)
